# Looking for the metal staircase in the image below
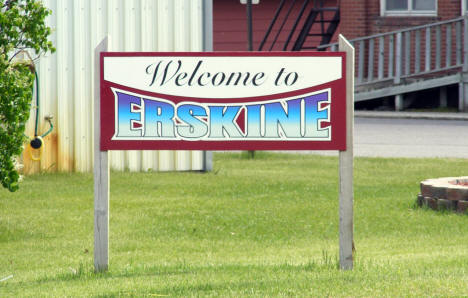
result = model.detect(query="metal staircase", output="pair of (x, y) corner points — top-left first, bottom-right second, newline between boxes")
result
(317, 16), (468, 111)
(258, 0), (340, 51)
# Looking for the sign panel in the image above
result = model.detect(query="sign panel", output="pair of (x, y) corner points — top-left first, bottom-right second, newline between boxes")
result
(100, 52), (346, 151)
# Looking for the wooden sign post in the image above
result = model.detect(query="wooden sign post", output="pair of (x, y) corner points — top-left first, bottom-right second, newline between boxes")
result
(338, 35), (355, 270)
(93, 36), (354, 271)
(94, 37), (110, 272)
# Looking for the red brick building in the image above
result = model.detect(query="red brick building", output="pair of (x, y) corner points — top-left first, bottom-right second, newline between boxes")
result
(214, 0), (466, 50)
(213, 0), (468, 110)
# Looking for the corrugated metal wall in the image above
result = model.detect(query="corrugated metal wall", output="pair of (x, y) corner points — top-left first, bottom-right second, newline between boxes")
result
(22, 0), (206, 174)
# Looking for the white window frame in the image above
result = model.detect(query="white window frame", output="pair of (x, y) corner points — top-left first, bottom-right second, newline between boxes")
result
(380, 0), (437, 17)
(463, 0), (467, 15)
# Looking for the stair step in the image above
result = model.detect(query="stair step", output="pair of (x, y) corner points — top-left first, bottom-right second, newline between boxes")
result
(262, 2), (340, 52)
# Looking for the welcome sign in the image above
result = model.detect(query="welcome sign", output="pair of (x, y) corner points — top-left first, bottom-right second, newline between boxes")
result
(94, 37), (354, 272)
(100, 52), (346, 151)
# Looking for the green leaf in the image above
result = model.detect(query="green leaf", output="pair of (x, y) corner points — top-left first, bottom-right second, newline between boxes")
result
(0, 0), (54, 192)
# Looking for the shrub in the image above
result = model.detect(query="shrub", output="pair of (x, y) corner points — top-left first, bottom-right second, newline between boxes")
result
(0, 0), (54, 191)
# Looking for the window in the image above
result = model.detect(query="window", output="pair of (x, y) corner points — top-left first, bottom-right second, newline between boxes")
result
(381, 0), (437, 16)
(463, 0), (468, 15)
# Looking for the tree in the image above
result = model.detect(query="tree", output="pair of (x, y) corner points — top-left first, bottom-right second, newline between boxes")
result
(0, 0), (54, 192)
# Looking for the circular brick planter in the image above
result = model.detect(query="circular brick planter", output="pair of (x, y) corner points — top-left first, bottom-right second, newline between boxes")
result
(417, 177), (468, 213)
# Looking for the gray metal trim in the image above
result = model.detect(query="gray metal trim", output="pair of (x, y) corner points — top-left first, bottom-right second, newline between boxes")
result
(202, 0), (213, 171)
(203, 0), (213, 52)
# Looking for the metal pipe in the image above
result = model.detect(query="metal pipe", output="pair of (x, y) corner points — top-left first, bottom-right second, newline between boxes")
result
(203, 0), (213, 52)
(247, 0), (254, 158)
(247, 0), (253, 51)
(202, 0), (213, 171)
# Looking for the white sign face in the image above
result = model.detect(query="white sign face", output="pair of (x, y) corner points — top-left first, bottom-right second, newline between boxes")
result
(103, 56), (342, 99)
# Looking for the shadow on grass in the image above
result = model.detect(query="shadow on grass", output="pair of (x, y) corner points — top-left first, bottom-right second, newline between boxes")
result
(92, 256), (352, 297)
(33, 253), (341, 285)
(34, 263), (192, 283)
(36, 258), (345, 296)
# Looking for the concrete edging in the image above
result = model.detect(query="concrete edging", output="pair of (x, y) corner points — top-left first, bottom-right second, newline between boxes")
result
(355, 111), (468, 121)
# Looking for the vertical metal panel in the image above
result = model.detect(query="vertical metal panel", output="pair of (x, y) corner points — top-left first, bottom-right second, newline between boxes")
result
(201, 0), (213, 172)
(124, 0), (142, 172)
(73, 0), (86, 172)
(23, 0), (206, 174)
(56, 0), (74, 172)
(108, 0), (126, 171)
(174, 0), (192, 172)
(190, 0), (204, 171)
(157, 0), (176, 171)
(140, 0), (159, 172)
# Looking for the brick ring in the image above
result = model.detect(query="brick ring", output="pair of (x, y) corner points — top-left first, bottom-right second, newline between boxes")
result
(417, 177), (468, 213)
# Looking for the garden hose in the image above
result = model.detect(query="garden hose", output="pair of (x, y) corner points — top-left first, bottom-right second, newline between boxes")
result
(28, 69), (54, 161)
(41, 116), (53, 138)
(34, 70), (39, 137)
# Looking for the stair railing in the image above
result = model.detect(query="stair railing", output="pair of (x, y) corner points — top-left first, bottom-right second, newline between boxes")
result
(318, 17), (466, 87)
(259, 0), (328, 51)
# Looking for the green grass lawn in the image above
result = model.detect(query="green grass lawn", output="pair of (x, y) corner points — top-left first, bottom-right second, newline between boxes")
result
(1, 153), (467, 297)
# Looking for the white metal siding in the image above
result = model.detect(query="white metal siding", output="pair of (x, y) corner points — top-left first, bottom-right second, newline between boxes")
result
(23, 0), (205, 174)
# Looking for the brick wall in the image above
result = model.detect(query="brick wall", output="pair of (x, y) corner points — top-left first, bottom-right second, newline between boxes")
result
(339, 0), (369, 39)
(340, 0), (463, 40)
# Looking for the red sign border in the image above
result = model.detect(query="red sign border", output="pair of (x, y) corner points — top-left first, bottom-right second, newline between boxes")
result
(100, 51), (346, 151)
